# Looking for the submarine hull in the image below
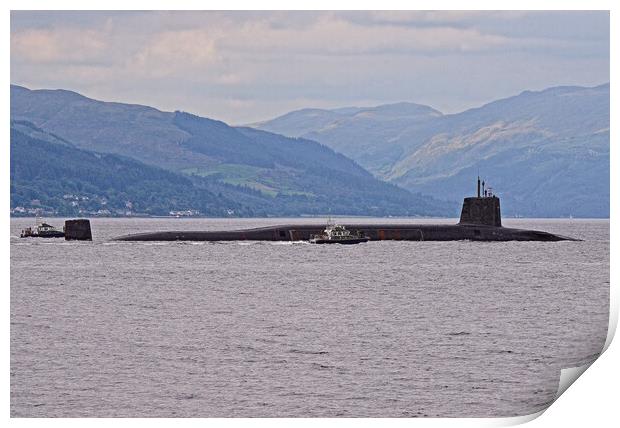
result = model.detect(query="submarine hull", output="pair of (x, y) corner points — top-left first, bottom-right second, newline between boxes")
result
(113, 192), (577, 242)
(114, 223), (575, 242)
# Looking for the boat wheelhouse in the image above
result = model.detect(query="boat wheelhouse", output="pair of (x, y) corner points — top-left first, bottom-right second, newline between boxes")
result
(309, 223), (369, 244)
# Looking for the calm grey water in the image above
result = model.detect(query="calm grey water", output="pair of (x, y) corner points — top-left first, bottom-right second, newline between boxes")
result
(10, 217), (609, 417)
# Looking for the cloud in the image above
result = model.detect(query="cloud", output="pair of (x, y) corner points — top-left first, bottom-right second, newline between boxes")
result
(217, 15), (513, 55)
(339, 10), (530, 26)
(9, 11), (609, 124)
(128, 29), (220, 78)
(11, 28), (108, 64)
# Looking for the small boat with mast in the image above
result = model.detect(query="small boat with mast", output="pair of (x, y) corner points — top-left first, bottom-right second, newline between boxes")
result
(20, 217), (65, 238)
(309, 220), (369, 245)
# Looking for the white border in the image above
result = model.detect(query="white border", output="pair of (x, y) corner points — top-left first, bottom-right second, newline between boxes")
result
(4, 1), (616, 426)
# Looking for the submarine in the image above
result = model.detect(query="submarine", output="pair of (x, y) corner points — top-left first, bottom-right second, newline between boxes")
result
(114, 178), (577, 242)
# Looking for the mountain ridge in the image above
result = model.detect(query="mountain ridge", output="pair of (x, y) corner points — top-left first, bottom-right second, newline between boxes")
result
(10, 85), (453, 217)
(254, 83), (610, 217)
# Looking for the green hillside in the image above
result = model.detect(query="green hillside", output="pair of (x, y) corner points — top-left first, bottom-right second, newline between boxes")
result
(10, 122), (454, 217)
(10, 125), (241, 216)
(10, 85), (454, 217)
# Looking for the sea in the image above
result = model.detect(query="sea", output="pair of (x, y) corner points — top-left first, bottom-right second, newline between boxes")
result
(10, 217), (609, 417)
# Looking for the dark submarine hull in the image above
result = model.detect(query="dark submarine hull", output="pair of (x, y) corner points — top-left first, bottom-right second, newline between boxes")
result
(113, 194), (577, 242)
(114, 223), (575, 242)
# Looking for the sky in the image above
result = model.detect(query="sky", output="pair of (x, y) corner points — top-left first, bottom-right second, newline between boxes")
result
(10, 10), (610, 125)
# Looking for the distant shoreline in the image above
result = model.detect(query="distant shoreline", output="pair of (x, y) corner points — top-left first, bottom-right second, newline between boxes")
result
(9, 215), (610, 220)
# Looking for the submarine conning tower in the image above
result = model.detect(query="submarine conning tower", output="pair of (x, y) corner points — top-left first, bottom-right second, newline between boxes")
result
(458, 176), (502, 227)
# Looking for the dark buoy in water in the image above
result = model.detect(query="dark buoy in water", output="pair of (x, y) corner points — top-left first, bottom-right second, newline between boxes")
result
(64, 219), (92, 241)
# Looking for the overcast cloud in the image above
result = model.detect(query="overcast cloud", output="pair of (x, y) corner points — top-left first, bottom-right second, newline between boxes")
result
(11, 11), (609, 124)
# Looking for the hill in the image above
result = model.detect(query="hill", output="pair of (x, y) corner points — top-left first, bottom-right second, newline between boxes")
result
(10, 123), (242, 217)
(254, 84), (610, 217)
(10, 88), (452, 217)
(253, 102), (442, 174)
